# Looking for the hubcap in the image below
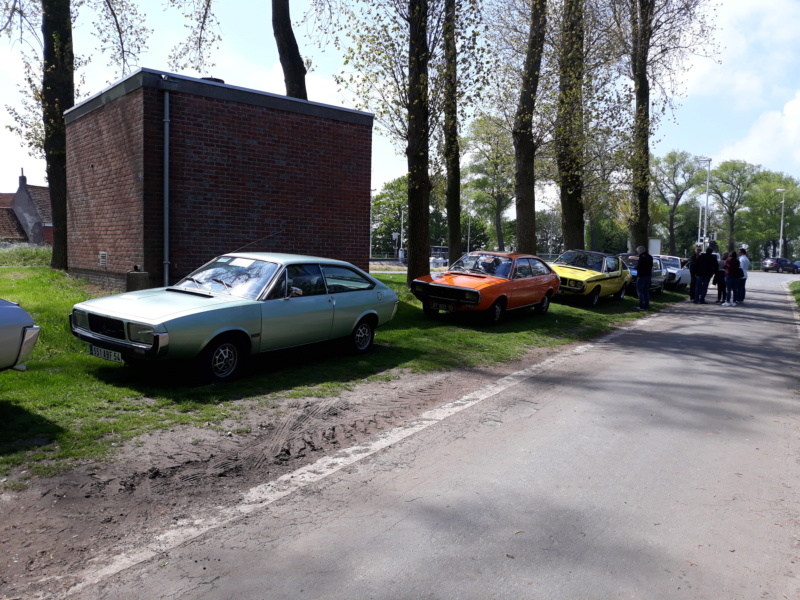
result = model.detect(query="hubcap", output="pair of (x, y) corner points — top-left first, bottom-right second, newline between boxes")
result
(211, 343), (238, 378)
(354, 324), (371, 350)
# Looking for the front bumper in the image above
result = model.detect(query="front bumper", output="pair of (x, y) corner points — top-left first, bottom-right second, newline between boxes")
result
(70, 313), (169, 359)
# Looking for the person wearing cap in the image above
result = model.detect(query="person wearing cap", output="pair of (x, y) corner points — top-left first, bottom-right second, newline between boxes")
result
(736, 248), (750, 303)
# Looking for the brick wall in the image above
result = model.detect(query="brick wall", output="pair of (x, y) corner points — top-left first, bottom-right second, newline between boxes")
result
(66, 69), (373, 290)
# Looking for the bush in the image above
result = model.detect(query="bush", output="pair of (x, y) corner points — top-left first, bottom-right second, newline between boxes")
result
(0, 244), (52, 266)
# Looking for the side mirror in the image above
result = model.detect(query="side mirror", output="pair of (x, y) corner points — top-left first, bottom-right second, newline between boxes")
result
(288, 286), (303, 298)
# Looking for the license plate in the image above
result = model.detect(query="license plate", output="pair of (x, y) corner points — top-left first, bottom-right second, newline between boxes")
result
(430, 302), (455, 312)
(90, 345), (124, 364)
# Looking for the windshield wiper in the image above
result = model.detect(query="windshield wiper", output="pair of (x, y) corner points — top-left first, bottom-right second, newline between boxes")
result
(212, 278), (232, 294)
(182, 276), (203, 288)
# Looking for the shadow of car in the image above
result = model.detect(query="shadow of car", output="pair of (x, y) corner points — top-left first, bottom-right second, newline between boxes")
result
(550, 250), (631, 307)
(411, 251), (560, 324)
(70, 253), (399, 382)
(0, 299), (40, 372)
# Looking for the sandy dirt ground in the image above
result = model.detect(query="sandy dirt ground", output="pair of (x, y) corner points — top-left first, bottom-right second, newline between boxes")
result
(0, 344), (573, 599)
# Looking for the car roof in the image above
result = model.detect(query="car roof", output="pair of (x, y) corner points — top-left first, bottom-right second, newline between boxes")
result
(224, 252), (354, 267)
(466, 251), (540, 259)
(560, 249), (615, 257)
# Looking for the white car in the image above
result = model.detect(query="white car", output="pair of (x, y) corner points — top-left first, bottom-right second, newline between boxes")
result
(656, 255), (691, 290)
(0, 299), (40, 372)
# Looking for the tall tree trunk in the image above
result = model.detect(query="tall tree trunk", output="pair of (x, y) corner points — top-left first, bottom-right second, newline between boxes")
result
(668, 208), (676, 255)
(406, 0), (432, 285)
(272, 0), (307, 100)
(555, 0), (585, 251)
(630, 0), (654, 249)
(512, 0), (548, 255)
(495, 201), (504, 250)
(443, 0), (461, 263)
(42, 0), (75, 271)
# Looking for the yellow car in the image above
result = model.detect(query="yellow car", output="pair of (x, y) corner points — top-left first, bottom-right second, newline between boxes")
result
(551, 250), (631, 307)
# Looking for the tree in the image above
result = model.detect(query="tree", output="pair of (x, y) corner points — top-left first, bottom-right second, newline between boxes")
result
(607, 0), (717, 249)
(371, 176), (408, 257)
(738, 173), (798, 259)
(708, 160), (760, 252)
(272, 0), (307, 99)
(512, 0), (548, 254)
(463, 116), (515, 251)
(652, 150), (703, 255)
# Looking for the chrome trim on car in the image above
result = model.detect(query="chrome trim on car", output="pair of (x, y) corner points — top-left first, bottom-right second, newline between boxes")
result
(70, 313), (169, 358)
(11, 325), (41, 371)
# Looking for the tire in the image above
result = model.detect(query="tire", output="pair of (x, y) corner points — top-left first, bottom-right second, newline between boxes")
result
(614, 286), (626, 301)
(199, 335), (244, 383)
(533, 294), (550, 315)
(586, 287), (601, 307)
(778, 266), (783, 273)
(350, 318), (375, 354)
(484, 299), (505, 324)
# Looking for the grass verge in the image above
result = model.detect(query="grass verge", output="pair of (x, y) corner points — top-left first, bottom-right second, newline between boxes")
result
(1, 265), (685, 483)
(790, 280), (800, 307)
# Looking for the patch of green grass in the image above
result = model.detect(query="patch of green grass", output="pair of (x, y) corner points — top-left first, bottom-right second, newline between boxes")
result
(790, 280), (800, 307)
(0, 244), (52, 266)
(0, 266), (685, 480)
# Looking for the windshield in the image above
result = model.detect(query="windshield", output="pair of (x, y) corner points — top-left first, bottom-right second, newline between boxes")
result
(620, 255), (638, 269)
(176, 256), (280, 299)
(554, 250), (605, 272)
(661, 257), (680, 269)
(449, 253), (514, 278)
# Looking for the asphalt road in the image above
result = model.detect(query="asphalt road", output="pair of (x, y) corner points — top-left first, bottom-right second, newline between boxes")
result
(80, 272), (800, 600)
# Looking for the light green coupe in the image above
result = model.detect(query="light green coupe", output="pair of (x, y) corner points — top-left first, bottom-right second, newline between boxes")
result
(70, 253), (399, 382)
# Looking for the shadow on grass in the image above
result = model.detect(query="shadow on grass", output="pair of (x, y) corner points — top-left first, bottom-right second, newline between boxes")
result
(0, 401), (66, 454)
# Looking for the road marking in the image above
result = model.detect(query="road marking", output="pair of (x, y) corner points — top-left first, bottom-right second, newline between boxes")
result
(67, 321), (645, 595)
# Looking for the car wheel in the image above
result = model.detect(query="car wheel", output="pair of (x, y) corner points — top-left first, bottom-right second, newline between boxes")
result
(351, 318), (375, 354)
(200, 335), (244, 383)
(778, 266), (783, 273)
(586, 287), (600, 307)
(533, 294), (550, 315)
(485, 299), (505, 324)
(614, 286), (626, 301)
(655, 281), (665, 295)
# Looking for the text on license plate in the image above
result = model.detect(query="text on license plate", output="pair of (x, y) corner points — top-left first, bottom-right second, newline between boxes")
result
(90, 345), (124, 363)
(430, 302), (455, 312)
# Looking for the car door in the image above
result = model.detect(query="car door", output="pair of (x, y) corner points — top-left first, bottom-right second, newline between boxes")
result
(529, 258), (555, 303)
(320, 264), (379, 339)
(509, 258), (537, 308)
(259, 264), (334, 351)
(603, 256), (623, 294)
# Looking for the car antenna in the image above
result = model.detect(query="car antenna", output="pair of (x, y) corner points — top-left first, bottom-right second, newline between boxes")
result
(228, 230), (283, 254)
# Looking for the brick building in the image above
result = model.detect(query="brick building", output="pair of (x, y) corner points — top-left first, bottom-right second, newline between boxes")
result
(65, 68), (373, 289)
(0, 174), (52, 245)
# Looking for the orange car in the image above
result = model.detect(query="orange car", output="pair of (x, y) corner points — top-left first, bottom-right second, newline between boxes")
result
(411, 251), (560, 323)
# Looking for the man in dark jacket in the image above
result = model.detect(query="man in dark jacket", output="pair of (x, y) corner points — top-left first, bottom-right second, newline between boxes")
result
(694, 247), (718, 304)
(635, 246), (654, 310)
(686, 245), (702, 301)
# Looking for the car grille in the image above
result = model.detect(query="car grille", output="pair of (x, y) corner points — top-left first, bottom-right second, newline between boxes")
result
(88, 313), (126, 340)
(416, 282), (477, 304)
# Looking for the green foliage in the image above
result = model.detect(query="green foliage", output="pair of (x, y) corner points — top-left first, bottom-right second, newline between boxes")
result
(0, 245), (53, 266)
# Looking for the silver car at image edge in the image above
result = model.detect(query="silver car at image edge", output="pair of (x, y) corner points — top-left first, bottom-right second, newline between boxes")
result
(0, 299), (41, 372)
(70, 253), (400, 382)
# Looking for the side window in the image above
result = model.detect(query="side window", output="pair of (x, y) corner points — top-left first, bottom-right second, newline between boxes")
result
(320, 265), (376, 293)
(514, 259), (532, 278)
(605, 257), (619, 272)
(265, 270), (287, 300)
(286, 264), (326, 297)
(530, 259), (550, 276)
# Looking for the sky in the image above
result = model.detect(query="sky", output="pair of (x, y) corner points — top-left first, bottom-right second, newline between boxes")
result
(1, 0), (799, 196)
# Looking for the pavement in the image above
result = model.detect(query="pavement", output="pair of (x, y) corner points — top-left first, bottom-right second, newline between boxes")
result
(74, 272), (800, 599)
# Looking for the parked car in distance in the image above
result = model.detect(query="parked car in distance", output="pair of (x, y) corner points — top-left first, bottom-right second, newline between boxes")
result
(0, 299), (41, 372)
(656, 255), (691, 290)
(762, 257), (798, 273)
(619, 254), (666, 296)
(411, 251), (560, 323)
(794, 261), (800, 272)
(550, 250), (631, 307)
(70, 253), (399, 382)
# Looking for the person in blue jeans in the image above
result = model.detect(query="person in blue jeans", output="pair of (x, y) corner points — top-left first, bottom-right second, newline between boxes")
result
(694, 247), (719, 304)
(736, 248), (750, 302)
(722, 251), (741, 306)
(635, 246), (653, 310)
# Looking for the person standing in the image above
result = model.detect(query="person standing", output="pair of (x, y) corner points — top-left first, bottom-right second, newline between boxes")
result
(722, 250), (741, 306)
(686, 245), (702, 302)
(635, 245), (654, 310)
(694, 247), (718, 304)
(737, 248), (750, 303)
(715, 252), (728, 303)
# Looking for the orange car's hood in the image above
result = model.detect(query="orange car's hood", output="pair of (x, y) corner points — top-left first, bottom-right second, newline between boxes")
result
(418, 271), (504, 291)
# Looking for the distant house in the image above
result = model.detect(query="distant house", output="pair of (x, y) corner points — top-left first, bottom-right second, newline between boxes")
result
(65, 68), (374, 290)
(0, 174), (53, 245)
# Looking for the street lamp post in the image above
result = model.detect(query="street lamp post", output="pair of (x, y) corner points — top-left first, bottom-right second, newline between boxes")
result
(697, 157), (712, 249)
(776, 188), (786, 258)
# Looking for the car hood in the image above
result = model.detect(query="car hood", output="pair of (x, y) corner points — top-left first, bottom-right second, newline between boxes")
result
(418, 272), (505, 291)
(73, 287), (255, 323)
(550, 264), (603, 281)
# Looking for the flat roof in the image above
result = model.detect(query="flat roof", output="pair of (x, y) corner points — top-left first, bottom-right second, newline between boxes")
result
(64, 67), (373, 127)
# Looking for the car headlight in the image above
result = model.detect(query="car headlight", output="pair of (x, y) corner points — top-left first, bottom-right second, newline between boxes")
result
(464, 291), (479, 303)
(73, 309), (89, 330)
(412, 282), (426, 294)
(128, 323), (155, 345)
